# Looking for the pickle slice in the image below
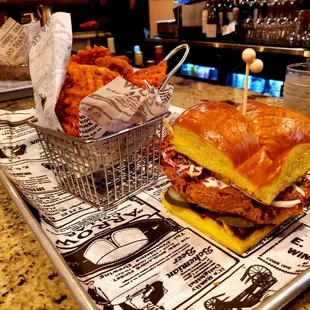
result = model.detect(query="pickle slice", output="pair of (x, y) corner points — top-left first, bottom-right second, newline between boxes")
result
(216, 216), (257, 228)
(164, 186), (191, 208)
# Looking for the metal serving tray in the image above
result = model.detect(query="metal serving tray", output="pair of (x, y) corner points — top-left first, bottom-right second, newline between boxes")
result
(1, 169), (310, 310)
(0, 85), (33, 102)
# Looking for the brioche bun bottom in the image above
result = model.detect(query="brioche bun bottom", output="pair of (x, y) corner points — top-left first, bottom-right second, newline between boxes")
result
(162, 195), (292, 255)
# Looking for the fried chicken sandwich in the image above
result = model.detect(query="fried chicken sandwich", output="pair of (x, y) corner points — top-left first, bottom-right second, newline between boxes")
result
(162, 101), (310, 254)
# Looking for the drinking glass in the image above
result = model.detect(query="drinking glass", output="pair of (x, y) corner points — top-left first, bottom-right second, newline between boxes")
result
(283, 63), (310, 116)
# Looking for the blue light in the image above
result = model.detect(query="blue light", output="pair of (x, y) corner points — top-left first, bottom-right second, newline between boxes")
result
(180, 63), (219, 82)
(228, 73), (284, 98)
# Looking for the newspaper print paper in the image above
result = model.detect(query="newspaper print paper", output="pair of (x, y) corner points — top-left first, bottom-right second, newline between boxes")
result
(29, 12), (72, 132)
(80, 77), (174, 139)
(0, 18), (30, 65)
(1, 106), (310, 310)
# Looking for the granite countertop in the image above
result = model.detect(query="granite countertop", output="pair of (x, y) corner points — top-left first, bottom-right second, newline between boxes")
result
(0, 78), (309, 310)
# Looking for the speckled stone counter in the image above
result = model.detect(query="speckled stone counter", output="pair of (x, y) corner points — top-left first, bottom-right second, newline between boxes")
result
(0, 78), (309, 310)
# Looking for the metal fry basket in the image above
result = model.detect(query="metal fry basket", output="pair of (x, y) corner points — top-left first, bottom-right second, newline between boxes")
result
(29, 114), (167, 209)
(28, 44), (190, 209)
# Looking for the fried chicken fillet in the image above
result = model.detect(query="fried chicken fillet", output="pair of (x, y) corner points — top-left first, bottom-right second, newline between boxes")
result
(162, 134), (307, 225)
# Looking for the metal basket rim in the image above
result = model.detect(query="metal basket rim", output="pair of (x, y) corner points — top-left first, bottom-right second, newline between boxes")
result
(28, 111), (170, 144)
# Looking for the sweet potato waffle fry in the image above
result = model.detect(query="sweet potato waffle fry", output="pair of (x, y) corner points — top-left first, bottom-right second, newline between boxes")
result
(56, 46), (168, 137)
(70, 45), (110, 65)
(128, 61), (168, 89)
(55, 62), (119, 136)
(95, 56), (133, 79)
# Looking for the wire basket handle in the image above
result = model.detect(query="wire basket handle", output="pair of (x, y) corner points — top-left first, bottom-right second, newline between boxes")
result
(159, 44), (190, 91)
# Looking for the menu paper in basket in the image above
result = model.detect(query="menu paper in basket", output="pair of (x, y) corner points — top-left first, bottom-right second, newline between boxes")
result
(29, 12), (72, 132)
(2, 106), (310, 309)
(79, 77), (174, 138)
(0, 18), (30, 65)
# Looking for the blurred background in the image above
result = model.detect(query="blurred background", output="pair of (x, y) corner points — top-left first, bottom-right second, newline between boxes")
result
(0, 0), (310, 98)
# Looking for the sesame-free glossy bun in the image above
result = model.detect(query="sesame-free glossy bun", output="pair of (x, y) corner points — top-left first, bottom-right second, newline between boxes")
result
(174, 101), (260, 167)
(172, 101), (310, 204)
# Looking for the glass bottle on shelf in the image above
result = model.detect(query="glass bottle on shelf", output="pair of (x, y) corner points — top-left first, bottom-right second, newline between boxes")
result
(286, 0), (300, 42)
(232, 5), (244, 38)
(202, 0), (210, 34)
(227, 0), (236, 22)
(217, 0), (225, 36)
(277, 0), (289, 43)
(206, 0), (218, 38)
(261, 0), (268, 19)
(251, 0), (260, 22)
(222, 0), (231, 32)
(263, 1), (275, 42)
(272, 0), (282, 43)
(253, 2), (264, 42)
(155, 45), (164, 64)
(305, 24), (310, 48)
(240, 0), (250, 23)
(244, 10), (254, 40)
(289, 10), (309, 47)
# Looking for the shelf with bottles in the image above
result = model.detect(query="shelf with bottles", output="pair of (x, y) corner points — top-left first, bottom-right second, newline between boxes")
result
(197, 0), (310, 48)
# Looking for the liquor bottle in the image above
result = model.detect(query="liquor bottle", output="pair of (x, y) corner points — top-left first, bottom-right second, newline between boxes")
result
(217, 0), (226, 35)
(232, 5), (245, 38)
(107, 37), (116, 56)
(250, 0), (261, 22)
(222, 0), (230, 29)
(202, 0), (210, 33)
(240, 0), (250, 23)
(290, 0), (299, 18)
(227, 0), (237, 22)
(282, 0), (290, 18)
(206, 0), (218, 38)
(155, 45), (164, 64)
(272, 0), (281, 19)
(135, 51), (144, 67)
(261, 0), (268, 19)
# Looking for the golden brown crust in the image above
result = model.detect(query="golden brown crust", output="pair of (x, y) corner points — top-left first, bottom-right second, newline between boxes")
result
(238, 101), (310, 186)
(174, 102), (260, 167)
(243, 101), (310, 157)
(174, 101), (310, 190)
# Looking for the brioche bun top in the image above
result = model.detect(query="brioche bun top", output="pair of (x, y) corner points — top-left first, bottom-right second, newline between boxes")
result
(172, 101), (310, 204)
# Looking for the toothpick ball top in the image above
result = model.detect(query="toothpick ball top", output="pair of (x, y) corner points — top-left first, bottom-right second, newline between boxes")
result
(242, 48), (256, 64)
(249, 59), (264, 73)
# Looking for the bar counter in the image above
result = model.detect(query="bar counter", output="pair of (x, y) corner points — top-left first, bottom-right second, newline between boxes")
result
(0, 77), (309, 309)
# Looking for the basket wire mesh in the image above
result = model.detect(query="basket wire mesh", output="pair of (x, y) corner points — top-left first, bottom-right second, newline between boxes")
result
(29, 114), (166, 209)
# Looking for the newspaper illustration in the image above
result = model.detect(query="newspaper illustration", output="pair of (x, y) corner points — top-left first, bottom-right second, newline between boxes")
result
(0, 17), (30, 65)
(29, 13), (175, 139)
(1, 106), (310, 309)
